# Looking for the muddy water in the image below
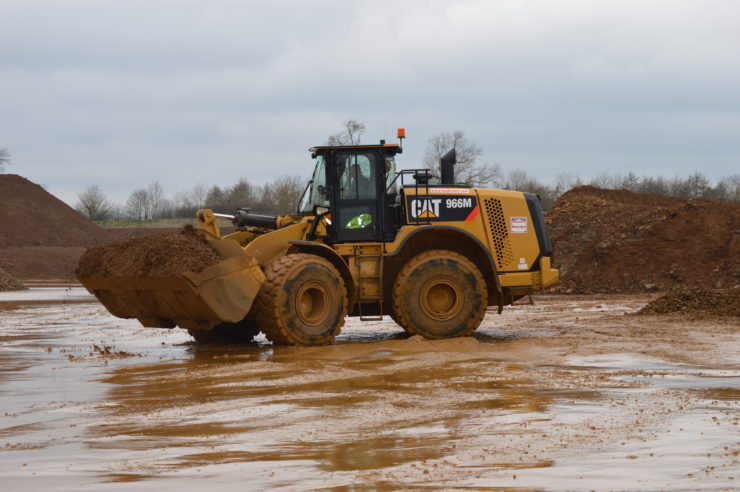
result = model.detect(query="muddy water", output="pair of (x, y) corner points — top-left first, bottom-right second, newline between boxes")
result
(0, 293), (738, 491)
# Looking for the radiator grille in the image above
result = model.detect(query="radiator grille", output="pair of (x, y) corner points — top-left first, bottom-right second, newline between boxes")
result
(483, 198), (513, 270)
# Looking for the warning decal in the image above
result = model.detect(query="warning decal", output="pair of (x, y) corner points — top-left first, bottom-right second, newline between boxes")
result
(510, 216), (528, 233)
(429, 188), (470, 194)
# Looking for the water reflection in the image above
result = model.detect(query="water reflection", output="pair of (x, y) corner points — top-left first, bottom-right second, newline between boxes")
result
(88, 335), (557, 482)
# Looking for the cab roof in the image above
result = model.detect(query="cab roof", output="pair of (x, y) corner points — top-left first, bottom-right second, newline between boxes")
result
(309, 143), (402, 154)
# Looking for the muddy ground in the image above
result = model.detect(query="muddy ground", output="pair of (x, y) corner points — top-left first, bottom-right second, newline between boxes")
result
(0, 291), (738, 491)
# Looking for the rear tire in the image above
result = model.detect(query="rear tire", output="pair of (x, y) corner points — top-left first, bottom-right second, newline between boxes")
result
(389, 309), (413, 334)
(392, 250), (487, 339)
(187, 317), (260, 344)
(256, 254), (347, 346)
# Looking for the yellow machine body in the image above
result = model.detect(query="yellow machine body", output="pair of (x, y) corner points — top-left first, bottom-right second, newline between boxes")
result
(78, 142), (558, 345)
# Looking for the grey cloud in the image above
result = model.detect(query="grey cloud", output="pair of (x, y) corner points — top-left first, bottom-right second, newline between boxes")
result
(1, 0), (739, 205)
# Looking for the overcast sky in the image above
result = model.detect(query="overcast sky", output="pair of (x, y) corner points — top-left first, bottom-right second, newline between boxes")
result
(1, 0), (739, 206)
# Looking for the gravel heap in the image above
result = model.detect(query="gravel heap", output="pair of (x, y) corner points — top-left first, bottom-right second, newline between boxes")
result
(76, 226), (223, 278)
(638, 287), (740, 317)
(0, 266), (25, 291)
(547, 186), (740, 293)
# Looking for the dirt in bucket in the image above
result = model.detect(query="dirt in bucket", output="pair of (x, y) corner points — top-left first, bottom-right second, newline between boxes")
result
(75, 225), (223, 278)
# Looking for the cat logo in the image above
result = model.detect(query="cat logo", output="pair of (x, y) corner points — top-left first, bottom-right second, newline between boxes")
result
(410, 198), (442, 218)
(406, 194), (478, 222)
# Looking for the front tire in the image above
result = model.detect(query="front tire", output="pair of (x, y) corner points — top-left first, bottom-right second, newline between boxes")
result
(256, 254), (347, 346)
(392, 250), (487, 339)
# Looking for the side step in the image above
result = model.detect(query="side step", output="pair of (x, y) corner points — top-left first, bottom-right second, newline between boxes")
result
(355, 249), (384, 321)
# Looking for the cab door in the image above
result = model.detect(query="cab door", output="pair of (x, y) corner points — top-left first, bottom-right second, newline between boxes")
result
(331, 150), (382, 243)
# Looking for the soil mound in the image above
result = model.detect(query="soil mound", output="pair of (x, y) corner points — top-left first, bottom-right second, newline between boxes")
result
(547, 186), (740, 293)
(76, 226), (222, 278)
(638, 287), (740, 317)
(0, 174), (111, 248)
(0, 266), (25, 291)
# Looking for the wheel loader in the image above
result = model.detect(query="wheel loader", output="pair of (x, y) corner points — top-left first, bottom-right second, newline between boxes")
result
(78, 129), (559, 345)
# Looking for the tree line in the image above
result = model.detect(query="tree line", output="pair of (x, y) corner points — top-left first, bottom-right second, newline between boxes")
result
(494, 169), (739, 212)
(75, 175), (307, 221)
(12, 121), (740, 222)
(75, 162), (738, 223)
(416, 128), (739, 210)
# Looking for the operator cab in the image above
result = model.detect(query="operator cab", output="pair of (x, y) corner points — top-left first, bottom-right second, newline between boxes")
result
(298, 143), (402, 243)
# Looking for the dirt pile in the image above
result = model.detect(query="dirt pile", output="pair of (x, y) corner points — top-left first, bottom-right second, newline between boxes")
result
(638, 287), (740, 317)
(76, 226), (222, 278)
(0, 174), (112, 279)
(0, 174), (110, 248)
(547, 186), (740, 293)
(0, 266), (25, 291)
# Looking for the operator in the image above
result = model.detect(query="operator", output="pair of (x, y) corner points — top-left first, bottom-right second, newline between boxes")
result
(349, 163), (372, 198)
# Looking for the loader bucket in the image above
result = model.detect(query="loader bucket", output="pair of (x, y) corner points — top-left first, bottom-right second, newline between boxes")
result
(78, 238), (265, 331)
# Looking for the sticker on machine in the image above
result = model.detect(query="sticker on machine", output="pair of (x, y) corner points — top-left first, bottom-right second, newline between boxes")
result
(406, 195), (478, 221)
(510, 216), (528, 233)
(429, 188), (470, 194)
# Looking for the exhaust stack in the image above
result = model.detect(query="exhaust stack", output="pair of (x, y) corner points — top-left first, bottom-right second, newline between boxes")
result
(440, 148), (456, 185)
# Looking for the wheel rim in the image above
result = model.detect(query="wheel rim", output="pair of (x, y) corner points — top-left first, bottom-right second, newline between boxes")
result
(295, 281), (330, 326)
(419, 278), (463, 321)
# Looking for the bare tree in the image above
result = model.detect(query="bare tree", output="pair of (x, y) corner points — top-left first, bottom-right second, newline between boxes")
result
(637, 176), (670, 196)
(501, 169), (557, 211)
(684, 171), (712, 199)
(126, 188), (150, 220)
(422, 131), (501, 187)
(0, 147), (10, 172)
(205, 184), (228, 211)
(589, 171), (620, 189)
(228, 178), (258, 210)
(714, 174), (740, 202)
(147, 181), (165, 218)
(326, 119), (366, 146)
(156, 198), (174, 219)
(172, 190), (194, 217)
(191, 183), (208, 209)
(75, 184), (115, 221)
(553, 172), (583, 196)
(257, 175), (305, 215)
(621, 171), (639, 191)
(171, 183), (210, 218)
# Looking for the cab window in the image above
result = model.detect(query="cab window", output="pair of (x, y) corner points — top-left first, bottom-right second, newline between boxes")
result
(338, 153), (376, 200)
(298, 156), (329, 213)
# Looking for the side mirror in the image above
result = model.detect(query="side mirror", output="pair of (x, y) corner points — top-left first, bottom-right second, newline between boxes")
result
(313, 205), (331, 217)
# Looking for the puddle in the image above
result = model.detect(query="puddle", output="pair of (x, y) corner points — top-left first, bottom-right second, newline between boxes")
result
(0, 287), (95, 305)
(0, 298), (737, 490)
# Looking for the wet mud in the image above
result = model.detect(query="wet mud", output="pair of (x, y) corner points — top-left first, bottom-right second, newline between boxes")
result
(0, 267), (24, 292)
(75, 226), (221, 278)
(0, 293), (738, 490)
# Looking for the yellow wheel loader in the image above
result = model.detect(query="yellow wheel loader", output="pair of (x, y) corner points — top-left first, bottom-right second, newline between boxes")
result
(78, 130), (558, 345)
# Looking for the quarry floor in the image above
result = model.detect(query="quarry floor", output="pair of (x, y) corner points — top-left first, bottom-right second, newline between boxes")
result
(0, 289), (738, 491)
